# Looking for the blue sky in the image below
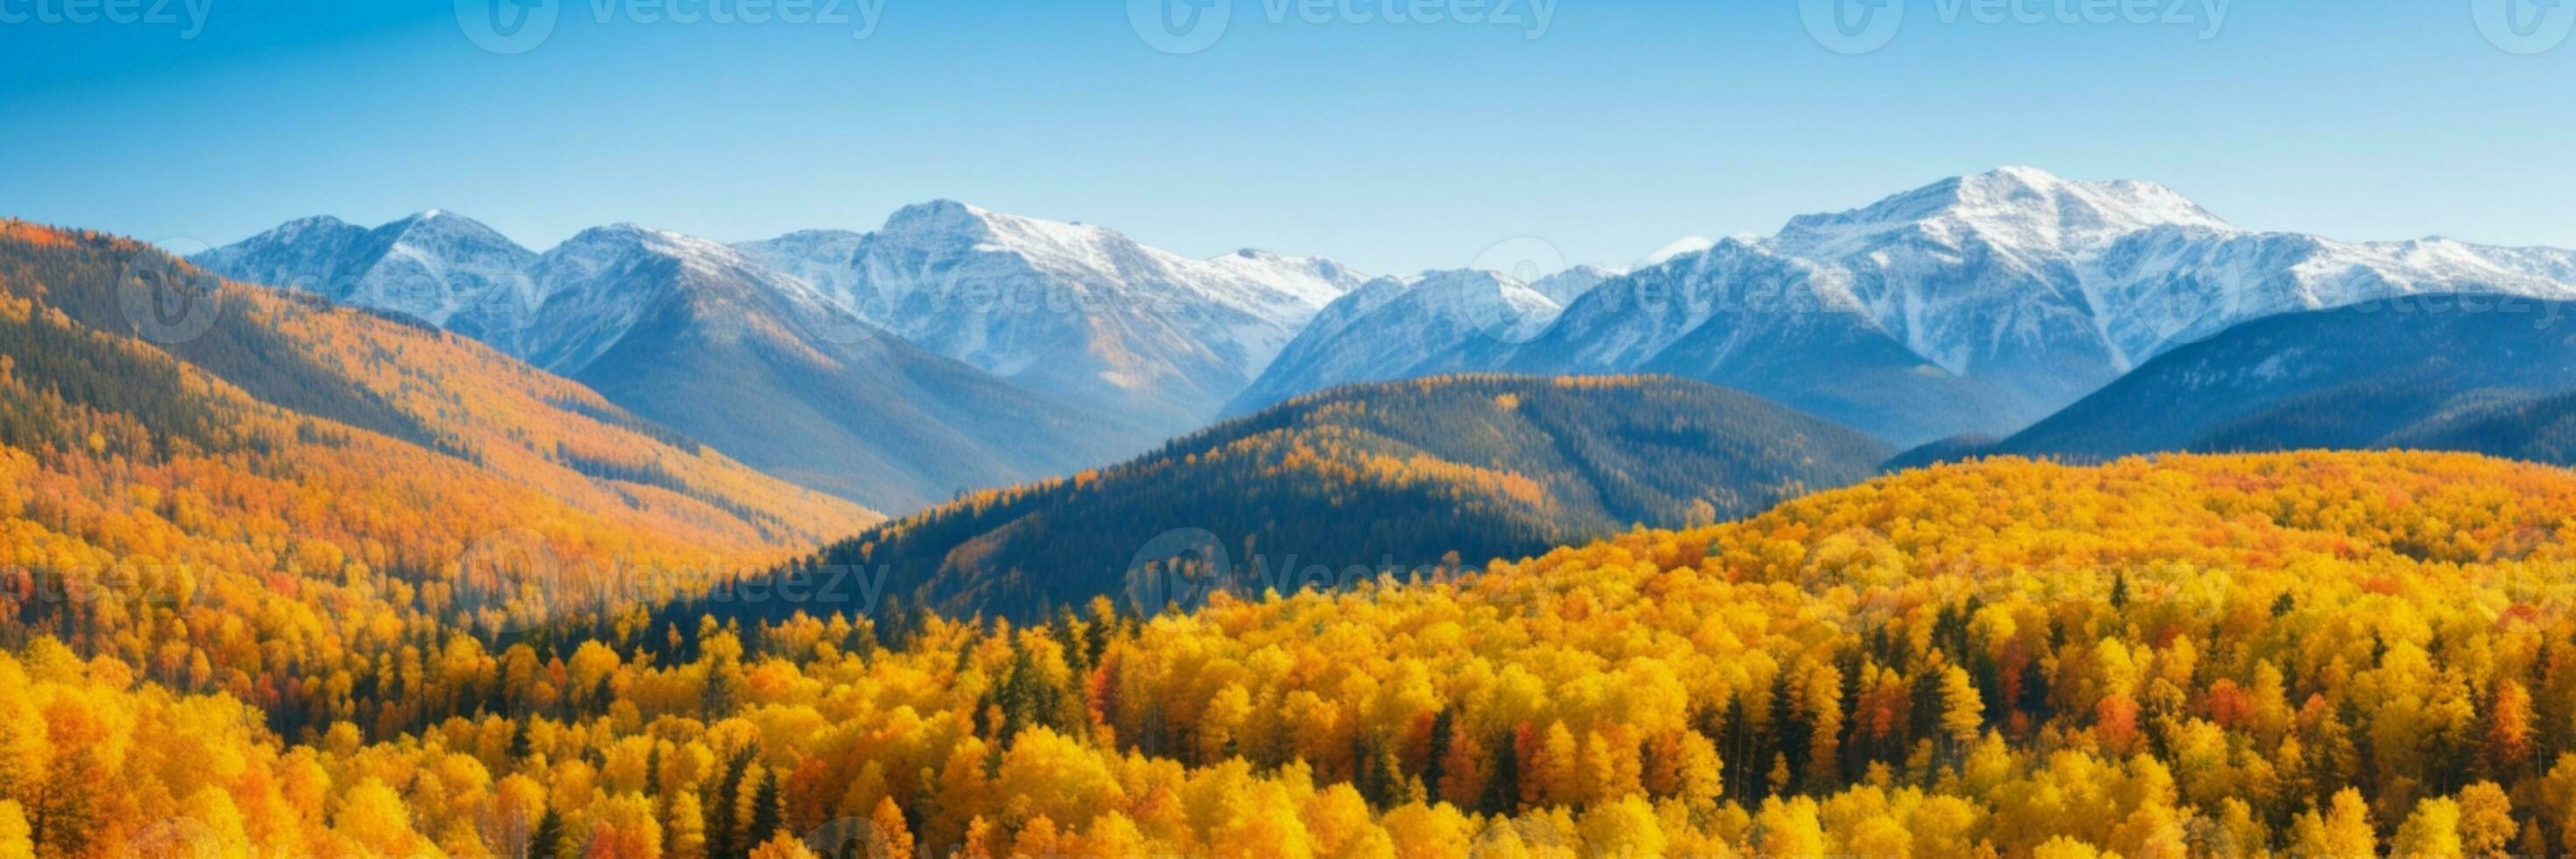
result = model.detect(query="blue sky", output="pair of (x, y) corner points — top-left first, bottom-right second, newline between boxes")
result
(2, 0), (2571, 274)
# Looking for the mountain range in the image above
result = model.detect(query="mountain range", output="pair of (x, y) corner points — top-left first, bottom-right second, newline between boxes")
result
(1224, 268), (1598, 415)
(733, 201), (1369, 430)
(1269, 167), (2576, 445)
(197, 167), (2576, 512)
(194, 204), (1367, 512)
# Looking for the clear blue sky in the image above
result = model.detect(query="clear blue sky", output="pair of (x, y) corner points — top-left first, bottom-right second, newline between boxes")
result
(3, 0), (2571, 274)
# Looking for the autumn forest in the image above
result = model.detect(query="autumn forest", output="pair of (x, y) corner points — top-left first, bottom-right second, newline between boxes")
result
(9, 216), (2576, 859)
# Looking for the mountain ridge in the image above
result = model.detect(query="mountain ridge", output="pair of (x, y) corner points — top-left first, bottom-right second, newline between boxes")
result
(195, 210), (1176, 513)
(704, 373), (1891, 624)
(1255, 167), (2576, 446)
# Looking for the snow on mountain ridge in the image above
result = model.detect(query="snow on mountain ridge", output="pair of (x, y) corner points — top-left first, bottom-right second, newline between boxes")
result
(1227, 268), (1567, 415)
(734, 202), (1370, 430)
(1498, 167), (2576, 444)
(1775, 166), (2238, 259)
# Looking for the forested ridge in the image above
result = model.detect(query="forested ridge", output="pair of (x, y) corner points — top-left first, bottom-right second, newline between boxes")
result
(714, 373), (1888, 626)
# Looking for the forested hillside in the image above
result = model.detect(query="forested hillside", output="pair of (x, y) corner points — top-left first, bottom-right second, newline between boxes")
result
(0, 221), (868, 740)
(1959, 297), (2576, 463)
(705, 374), (1890, 624)
(11, 451), (2576, 856)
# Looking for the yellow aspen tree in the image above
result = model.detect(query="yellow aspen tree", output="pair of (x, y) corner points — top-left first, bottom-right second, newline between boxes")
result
(1075, 812), (1149, 859)
(1750, 797), (1825, 859)
(2393, 797), (2466, 859)
(1525, 722), (1578, 809)
(1013, 815), (1065, 859)
(1805, 665), (1845, 789)
(2455, 782), (2515, 859)
(1577, 796), (1666, 859)
(0, 800), (31, 859)
(2301, 788), (2377, 859)
(866, 796), (914, 859)
(667, 791), (708, 859)
(2030, 836), (2105, 859)
(747, 831), (820, 859)
(1940, 666), (1984, 749)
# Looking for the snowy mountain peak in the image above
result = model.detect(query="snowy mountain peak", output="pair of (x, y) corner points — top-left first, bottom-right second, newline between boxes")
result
(544, 223), (792, 296)
(880, 199), (997, 241)
(269, 214), (356, 238)
(1528, 265), (1618, 305)
(1226, 267), (1563, 415)
(1642, 236), (1715, 266)
(1780, 167), (2238, 257)
(386, 209), (520, 249)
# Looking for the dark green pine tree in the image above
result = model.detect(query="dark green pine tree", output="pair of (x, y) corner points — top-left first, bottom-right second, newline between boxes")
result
(527, 806), (563, 859)
(1482, 728), (1521, 815)
(748, 768), (786, 849)
(1423, 710), (1454, 799)
(704, 749), (754, 859)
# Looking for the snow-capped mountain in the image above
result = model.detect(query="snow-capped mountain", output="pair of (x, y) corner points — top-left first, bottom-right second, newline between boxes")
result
(527, 223), (1164, 512)
(1640, 237), (1714, 266)
(189, 210), (541, 344)
(1228, 269), (1568, 415)
(1528, 265), (1617, 306)
(195, 214), (1166, 512)
(1477, 167), (2576, 444)
(511, 224), (858, 375)
(737, 201), (1369, 431)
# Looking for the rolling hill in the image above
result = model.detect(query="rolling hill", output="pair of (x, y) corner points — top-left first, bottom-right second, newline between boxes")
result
(695, 374), (1890, 624)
